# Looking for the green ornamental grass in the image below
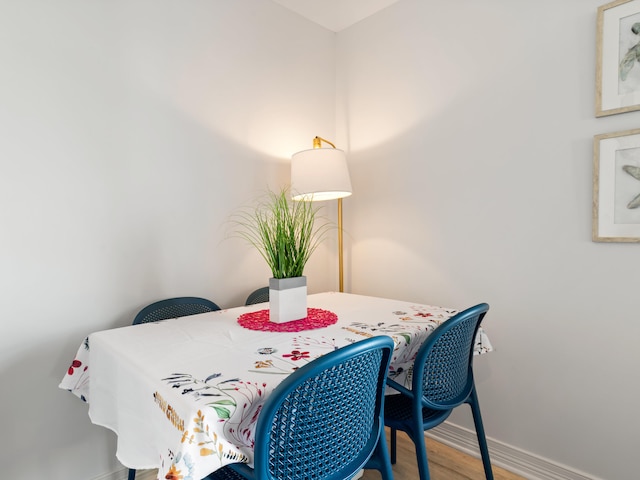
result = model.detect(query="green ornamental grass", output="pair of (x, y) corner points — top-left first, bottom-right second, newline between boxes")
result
(230, 187), (332, 279)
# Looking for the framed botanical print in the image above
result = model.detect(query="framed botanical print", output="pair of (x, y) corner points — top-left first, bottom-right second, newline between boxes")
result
(596, 0), (640, 116)
(593, 128), (640, 241)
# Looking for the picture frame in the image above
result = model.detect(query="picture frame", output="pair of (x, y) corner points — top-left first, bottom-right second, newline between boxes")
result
(593, 128), (640, 241)
(596, 0), (640, 116)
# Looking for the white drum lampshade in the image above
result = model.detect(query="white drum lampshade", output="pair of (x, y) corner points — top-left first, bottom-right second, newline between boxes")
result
(291, 147), (352, 201)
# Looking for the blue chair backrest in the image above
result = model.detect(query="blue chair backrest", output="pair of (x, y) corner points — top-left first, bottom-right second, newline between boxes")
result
(252, 335), (394, 480)
(132, 297), (221, 325)
(245, 286), (269, 305)
(413, 303), (489, 410)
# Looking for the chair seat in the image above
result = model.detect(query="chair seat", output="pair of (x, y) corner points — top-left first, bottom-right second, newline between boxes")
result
(205, 466), (245, 479)
(384, 393), (450, 426)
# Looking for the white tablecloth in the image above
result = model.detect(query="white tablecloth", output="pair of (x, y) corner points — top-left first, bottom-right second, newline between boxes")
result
(60, 292), (492, 480)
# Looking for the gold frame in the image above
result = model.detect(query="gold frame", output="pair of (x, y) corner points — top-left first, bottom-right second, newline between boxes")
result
(593, 128), (640, 242)
(596, 0), (640, 116)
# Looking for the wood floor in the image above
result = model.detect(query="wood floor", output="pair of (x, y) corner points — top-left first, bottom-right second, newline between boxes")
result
(361, 429), (526, 480)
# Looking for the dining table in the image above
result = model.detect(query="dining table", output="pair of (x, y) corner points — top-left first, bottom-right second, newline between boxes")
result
(59, 291), (493, 480)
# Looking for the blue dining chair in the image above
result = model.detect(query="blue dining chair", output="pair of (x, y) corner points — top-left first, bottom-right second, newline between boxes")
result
(244, 286), (269, 305)
(383, 303), (494, 480)
(206, 335), (395, 480)
(132, 296), (221, 325)
(129, 296), (221, 480)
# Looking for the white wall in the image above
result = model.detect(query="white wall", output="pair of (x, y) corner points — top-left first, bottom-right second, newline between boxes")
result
(4, 0), (636, 479)
(0, 1), (337, 479)
(337, 1), (639, 479)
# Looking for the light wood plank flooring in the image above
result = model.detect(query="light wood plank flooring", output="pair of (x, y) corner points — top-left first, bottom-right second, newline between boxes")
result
(361, 429), (526, 480)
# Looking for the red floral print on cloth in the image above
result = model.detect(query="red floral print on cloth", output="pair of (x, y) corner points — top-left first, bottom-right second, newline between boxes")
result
(67, 360), (82, 375)
(282, 350), (310, 361)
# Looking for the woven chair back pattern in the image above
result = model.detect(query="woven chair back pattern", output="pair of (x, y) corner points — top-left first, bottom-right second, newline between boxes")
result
(133, 297), (221, 325)
(254, 336), (393, 480)
(245, 287), (270, 306)
(416, 304), (488, 410)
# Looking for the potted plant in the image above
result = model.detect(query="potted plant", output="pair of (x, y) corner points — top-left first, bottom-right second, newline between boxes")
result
(230, 187), (331, 322)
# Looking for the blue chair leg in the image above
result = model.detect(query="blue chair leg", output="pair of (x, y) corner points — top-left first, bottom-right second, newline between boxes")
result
(128, 469), (136, 480)
(389, 427), (397, 464)
(412, 421), (431, 480)
(468, 388), (494, 480)
(363, 425), (393, 480)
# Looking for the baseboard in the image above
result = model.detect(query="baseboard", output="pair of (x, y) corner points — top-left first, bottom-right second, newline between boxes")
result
(426, 422), (601, 480)
(91, 470), (123, 480)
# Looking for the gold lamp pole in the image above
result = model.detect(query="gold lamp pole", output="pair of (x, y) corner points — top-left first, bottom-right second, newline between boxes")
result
(291, 137), (352, 292)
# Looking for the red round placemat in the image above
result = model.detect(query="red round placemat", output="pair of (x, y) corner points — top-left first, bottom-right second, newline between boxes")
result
(237, 308), (338, 332)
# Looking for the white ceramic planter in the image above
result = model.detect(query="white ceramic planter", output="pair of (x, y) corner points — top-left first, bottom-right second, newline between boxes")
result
(269, 276), (307, 323)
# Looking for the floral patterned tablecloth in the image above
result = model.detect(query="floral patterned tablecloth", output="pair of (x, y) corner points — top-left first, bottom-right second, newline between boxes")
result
(59, 292), (492, 480)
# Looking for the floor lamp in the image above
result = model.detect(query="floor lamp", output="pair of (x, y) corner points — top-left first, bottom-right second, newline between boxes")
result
(291, 137), (352, 292)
